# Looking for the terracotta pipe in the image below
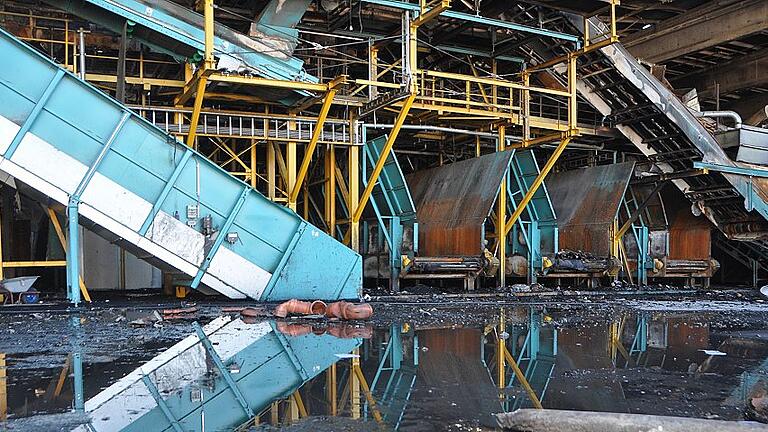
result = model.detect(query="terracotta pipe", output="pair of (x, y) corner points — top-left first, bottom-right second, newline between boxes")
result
(342, 303), (373, 320)
(328, 324), (374, 339)
(325, 301), (374, 320)
(273, 299), (328, 317)
(276, 322), (313, 337)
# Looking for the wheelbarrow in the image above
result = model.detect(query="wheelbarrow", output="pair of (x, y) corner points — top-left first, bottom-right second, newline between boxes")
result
(0, 276), (40, 304)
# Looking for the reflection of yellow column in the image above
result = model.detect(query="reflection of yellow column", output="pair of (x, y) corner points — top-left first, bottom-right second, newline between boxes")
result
(287, 396), (298, 423)
(350, 348), (360, 419)
(497, 308), (506, 392)
(0, 353), (6, 420)
(287, 118), (297, 211)
(270, 401), (279, 425)
(326, 363), (337, 416)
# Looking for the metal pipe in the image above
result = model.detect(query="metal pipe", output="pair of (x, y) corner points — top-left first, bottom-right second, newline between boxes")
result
(694, 110), (742, 128)
(78, 28), (85, 80)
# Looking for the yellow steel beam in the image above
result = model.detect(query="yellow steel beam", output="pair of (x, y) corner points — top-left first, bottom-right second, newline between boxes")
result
(352, 93), (416, 223)
(203, 0), (214, 69)
(413, 0), (451, 27)
(288, 88), (338, 206)
(185, 76), (208, 147)
(291, 391), (308, 418)
(47, 208), (91, 302)
(502, 345), (544, 409)
(207, 74), (346, 93)
(351, 364), (384, 423)
(326, 363), (337, 416)
(84, 74), (185, 88)
(3, 261), (67, 267)
(468, 58), (491, 105)
(504, 135), (572, 235)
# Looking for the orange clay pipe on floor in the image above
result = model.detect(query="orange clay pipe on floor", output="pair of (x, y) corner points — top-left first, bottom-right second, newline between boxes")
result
(273, 299), (328, 318)
(325, 301), (374, 320)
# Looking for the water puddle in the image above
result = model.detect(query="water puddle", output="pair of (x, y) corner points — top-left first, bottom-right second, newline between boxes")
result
(1, 305), (767, 430)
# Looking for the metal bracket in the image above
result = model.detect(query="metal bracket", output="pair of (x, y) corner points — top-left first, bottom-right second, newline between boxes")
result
(190, 185), (250, 289)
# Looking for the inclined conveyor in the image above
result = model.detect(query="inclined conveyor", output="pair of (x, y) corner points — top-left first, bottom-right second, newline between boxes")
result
(0, 27), (361, 302)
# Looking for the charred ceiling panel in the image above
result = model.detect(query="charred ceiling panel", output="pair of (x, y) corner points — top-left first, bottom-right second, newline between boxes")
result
(406, 150), (515, 257)
(547, 162), (635, 256)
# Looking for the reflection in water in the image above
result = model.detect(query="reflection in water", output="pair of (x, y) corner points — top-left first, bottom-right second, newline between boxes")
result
(3, 307), (768, 430)
(75, 317), (362, 431)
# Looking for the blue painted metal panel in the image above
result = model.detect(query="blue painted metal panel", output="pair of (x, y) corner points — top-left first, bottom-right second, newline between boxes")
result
(507, 149), (559, 281)
(364, 135), (417, 223)
(0, 28), (361, 300)
(77, 318), (361, 432)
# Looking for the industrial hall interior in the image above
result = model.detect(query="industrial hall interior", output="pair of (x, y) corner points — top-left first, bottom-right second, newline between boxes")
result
(1, 0), (768, 431)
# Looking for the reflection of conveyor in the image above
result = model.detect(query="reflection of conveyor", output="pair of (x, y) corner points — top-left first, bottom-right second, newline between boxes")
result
(75, 317), (360, 431)
(0, 28), (361, 301)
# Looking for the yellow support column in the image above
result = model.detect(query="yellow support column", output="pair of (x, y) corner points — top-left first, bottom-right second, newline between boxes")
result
(185, 0), (214, 148)
(250, 139), (257, 188)
(267, 142), (276, 201)
(325, 145), (337, 235)
(349, 140), (360, 251)
(287, 118), (297, 211)
(497, 125), (506, 289)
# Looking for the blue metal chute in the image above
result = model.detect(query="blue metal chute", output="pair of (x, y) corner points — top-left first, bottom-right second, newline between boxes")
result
(45, 0), (317, 100)
(0, 28), (361, 301)
(364, 135), (417, 224)
(363, 135), (418, 290)
(507, 149), (558, 282)
(507, 309), (557, 410)
(74, 317), (361, 431)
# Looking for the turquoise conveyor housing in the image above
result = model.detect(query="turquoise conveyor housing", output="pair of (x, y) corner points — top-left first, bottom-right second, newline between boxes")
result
(0, 28), (362, 301)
